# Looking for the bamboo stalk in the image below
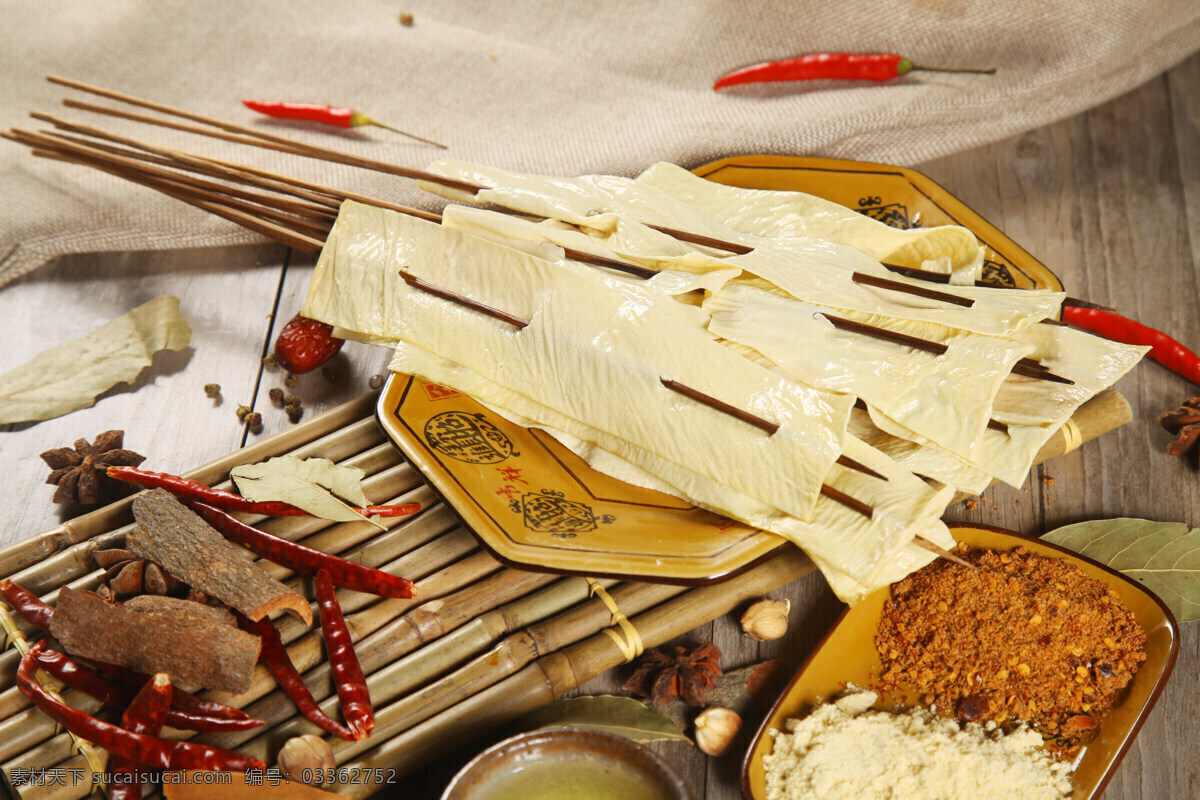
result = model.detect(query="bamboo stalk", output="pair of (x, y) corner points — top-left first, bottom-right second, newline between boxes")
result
(198, 570), (567, 752)
(333, 548), (815, 796)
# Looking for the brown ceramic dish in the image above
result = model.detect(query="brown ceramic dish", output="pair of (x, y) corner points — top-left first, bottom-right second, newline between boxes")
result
(740, 524), (1180, 800)
(376, 156), (1065, 583)
(440, 728), (692, 800)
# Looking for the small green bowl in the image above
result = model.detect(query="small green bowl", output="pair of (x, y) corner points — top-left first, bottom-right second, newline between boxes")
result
(441, 728), (693, 800)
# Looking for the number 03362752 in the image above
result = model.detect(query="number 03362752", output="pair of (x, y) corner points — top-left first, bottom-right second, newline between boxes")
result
(303, 768), (399, 785)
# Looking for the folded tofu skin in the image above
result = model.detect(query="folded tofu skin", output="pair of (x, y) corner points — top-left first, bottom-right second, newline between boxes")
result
(302, 161), (1145, 603)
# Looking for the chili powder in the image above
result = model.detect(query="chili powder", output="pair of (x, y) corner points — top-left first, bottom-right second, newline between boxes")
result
(874, 546), (1146, 747)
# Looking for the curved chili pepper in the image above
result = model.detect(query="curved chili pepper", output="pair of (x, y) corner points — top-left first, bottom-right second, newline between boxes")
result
(18, 644), (265, 772)
(110, 673), (172, 800)
(242, 100), (446, 148)
(237, 612), (354, 741)
(1063, 306), (1200, 385)
(314, 569), (373, 741)
(31, 648), (265, 733)
(713, 52), (995, 90)
(107, 466), (422, 518)
(94, 659), (250, 721)
(0, 579), (54, 631)
(186, 499), (415, 599)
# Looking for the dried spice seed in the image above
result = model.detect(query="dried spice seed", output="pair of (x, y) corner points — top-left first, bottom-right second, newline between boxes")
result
(245, 412), (263, 432)
(283, 394), (302, 407)
(286, 404), (304, 424)
(875, 545), (1146, 747)
(262, 353), (278, 368)
(398, 12), (414, 26)
(268, 388), (284, 405)
(368, 374), (385, 390)
(203, 383), (221, 398)
(285, 374), (299, 389)
(235, 405), (251, 422)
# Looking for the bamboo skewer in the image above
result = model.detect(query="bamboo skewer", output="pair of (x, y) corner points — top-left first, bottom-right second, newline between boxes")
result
(660, 378), (779, 435)
(851, 271), (975, 307)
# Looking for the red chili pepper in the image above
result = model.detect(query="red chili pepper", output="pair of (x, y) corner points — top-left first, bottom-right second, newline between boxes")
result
(273, 314), (345, 374)
(314, 569), (374, 741)
(237, 612), (355, 741)
(17, 644), (265, 772)
(92, 658), (250, 721)
(243, 100), (446, 148)
(713, 52), (995, 90)
(109, 673), (173, 800)
(186, 499), (415, 599)
(1063, 306), (1200, 385)
(106, 466), (422, 518)
(30, 647), (264, 733)
(0, 579), (54, 631)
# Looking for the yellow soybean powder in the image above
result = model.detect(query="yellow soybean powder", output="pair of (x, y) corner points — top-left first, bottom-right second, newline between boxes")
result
(763, 689), (1073, 800)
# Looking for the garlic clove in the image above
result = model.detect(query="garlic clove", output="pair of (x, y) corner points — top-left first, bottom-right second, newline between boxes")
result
(694, 706), (742, 756)
(740, 598), (791, 640)
(277, 733), (336, 784)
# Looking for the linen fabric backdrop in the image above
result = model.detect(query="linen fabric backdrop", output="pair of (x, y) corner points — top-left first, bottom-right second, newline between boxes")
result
(1, 0), (1198, 287)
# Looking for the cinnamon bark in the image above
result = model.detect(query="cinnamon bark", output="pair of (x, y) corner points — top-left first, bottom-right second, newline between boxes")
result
(128, 488), (312, 624)
(125, 594), (236, 627)
(49, 588), (262, 693)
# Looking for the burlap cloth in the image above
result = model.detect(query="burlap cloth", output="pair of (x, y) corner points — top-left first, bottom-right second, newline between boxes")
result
(2, 0), (1198, 288)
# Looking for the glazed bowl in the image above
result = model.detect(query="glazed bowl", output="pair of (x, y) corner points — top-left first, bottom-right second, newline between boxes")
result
(441, 728), (693, 800)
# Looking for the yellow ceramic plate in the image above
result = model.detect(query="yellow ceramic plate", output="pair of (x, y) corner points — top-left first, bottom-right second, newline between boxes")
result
(376, 156), (1063, 583)
(740, 524), (1179, 800)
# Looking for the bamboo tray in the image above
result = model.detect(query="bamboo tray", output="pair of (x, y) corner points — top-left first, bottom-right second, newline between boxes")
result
(0, 386), (1131, 800)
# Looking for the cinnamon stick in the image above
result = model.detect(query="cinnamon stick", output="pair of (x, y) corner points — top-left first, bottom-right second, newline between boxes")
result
(128, 489), (312, 624)
(49, 588), (261, 693)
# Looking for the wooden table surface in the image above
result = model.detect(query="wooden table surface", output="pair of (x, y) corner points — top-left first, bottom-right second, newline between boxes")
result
(1, 52), (1197, 800)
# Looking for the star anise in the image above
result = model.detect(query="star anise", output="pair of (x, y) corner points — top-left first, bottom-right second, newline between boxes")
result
(40, 431), (145, 505)
(93, 547), (185, 598)
(1159, 398), (1200, 457)
(622, 642), (722, 707)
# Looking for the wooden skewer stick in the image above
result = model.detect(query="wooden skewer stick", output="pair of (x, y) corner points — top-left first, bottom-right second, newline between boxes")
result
(880, 262), (1110, 311)
(852, 271), (975, 307)
(986, 419), (1011, 434)
(46, 76), (480, 194)
(659, 378), (779, 436)
(399, 271), (529, 329)
(821, 313), (1075, 385)
(835, 455), (888, 481)
(46, 77), (764, 258)
(910, 537), (977, 569)
(818, 484), (874, 519)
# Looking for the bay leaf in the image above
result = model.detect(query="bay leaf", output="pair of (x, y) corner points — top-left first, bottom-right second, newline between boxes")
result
(521, 695), (691, 744)
(1042, 518), (1200, 621)
(230, 456), (382, 528)
(0, 295), (191, 424)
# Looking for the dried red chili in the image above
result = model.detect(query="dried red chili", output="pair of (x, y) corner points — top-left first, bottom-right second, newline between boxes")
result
(0, 579), (54, 631)
(1063, 306), (1200, 385)
(315, 569), (374, 741)
(94, 658), (250, 721)
(107, 466), (421, 518)
(109, 673), (172, 800)
(242, 100), (445, 148)
(30, 647), (264, 733)
(186, 499), (415, 598)
(17, 644), (265, 772)
(237, 612), (355, 741)
(713, 52), (995, 90)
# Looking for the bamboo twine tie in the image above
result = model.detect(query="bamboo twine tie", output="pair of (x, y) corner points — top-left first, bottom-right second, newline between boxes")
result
(1059, 419), (1084, 454)
(585, 578), (643, 662)
(0, 601), (108, 791)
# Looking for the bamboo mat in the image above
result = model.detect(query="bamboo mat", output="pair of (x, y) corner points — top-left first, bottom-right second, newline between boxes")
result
(0, 387), (1131, 800)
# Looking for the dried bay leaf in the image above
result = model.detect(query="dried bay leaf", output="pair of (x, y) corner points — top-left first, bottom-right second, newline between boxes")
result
(230, 455), (382, 527)
(521, 695), (691, 743)
(1042, 518), (1200, 621)
(0, 295), (191, 424)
